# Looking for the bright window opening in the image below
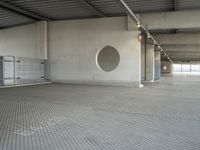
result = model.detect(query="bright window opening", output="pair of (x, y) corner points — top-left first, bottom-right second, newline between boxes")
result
(173, 64), (200, 73)
(191, 65), (200, 72)
(173, 64), (181, 72)
(182, 64), (190, 72)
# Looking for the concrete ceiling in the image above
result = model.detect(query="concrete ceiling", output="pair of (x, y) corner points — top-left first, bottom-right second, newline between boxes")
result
(0, 0), (200, 28)
(152, 33), (200, 62)
(0, 0), (200, 62)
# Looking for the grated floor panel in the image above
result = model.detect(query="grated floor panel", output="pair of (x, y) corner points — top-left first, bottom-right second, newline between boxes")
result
(0, 75), (200, 150)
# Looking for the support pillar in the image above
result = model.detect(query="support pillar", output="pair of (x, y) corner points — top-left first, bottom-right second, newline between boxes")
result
(145, 44), (155, 82)
(154, 50), (161, 80)
(0, 56), (3, 85)
(36, 21), (48, 60)
(36, 21), (49, 80)
(141, 34), (146, 81)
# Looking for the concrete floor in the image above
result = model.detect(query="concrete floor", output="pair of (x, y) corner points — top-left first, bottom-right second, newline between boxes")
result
(0, 75), (200, 150)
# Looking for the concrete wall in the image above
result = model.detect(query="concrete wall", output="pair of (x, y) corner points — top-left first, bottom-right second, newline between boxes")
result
(161, 60), (172, 74)
(48, 17), (142, 87)
(0, 22), (46, 59)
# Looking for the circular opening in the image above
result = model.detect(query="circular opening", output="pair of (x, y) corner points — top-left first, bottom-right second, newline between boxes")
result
(96, 46), (120, 72)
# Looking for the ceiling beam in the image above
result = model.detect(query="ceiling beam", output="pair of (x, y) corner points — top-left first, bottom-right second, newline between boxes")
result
(162, 56), (200, 59)
(117, 0), (173, 63)
(173, 0), (177, 11)
(154, 33), (200, 45)
(172, 0), (177, 34)
(0, 1), (50, 21)
(140, 10), (200, 30)
(162, 45), (200, 52)
(167, 54), (200, 57)
(79, 0), (106, 17)
(162, 58), (200, 62)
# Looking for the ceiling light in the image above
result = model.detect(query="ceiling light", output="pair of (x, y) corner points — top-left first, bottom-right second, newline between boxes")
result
(137, 23), (141, 28)
(138, 34), (142, 41)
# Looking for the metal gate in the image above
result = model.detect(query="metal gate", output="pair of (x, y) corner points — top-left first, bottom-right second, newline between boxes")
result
(0, 56), (47, 86)
(0, 56), (15, 85)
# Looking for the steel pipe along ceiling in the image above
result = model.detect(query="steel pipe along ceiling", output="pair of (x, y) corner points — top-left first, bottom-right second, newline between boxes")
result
(117, 0), (173, 64)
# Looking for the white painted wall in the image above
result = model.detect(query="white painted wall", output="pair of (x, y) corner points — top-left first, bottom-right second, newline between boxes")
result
(49, 17), (141, 87)
(0, 22), (46, 59)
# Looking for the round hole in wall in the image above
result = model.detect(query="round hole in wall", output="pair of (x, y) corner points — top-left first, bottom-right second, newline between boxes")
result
(96, 46), (120, 72)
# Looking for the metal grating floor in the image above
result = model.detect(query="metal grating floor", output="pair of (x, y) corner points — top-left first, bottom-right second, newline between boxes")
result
(0, 75), (200, 150)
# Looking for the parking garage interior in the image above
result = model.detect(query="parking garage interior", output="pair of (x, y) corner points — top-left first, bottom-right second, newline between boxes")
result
(0, 0), (200, 149)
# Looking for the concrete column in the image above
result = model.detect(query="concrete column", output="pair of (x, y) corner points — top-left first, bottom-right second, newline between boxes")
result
(36, 21), (48, 59)
(154, 51), (161, 80)
(0, 56), (3, 86)
(145, 44), (155, 81)
(36, 21), (49, 80)
(141, 34), (146, 81)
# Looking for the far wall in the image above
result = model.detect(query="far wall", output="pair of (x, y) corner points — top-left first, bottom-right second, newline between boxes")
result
(48, 17), (142, 87)
(0, 22), (46, 59)
(0, 17), (142, 87)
